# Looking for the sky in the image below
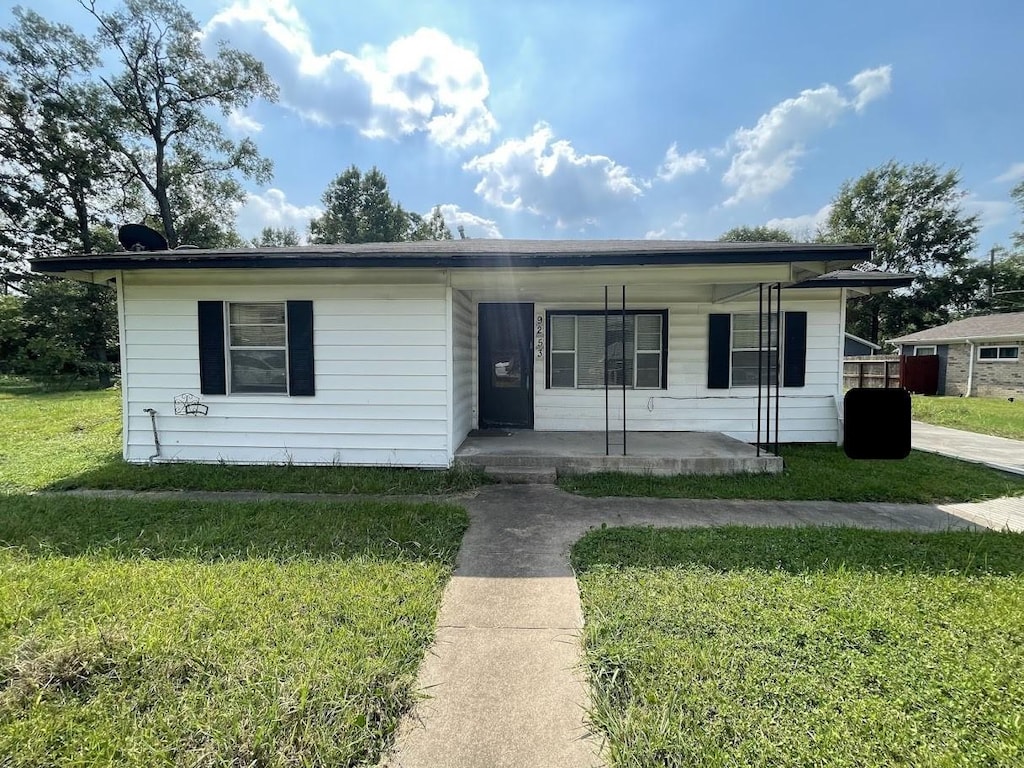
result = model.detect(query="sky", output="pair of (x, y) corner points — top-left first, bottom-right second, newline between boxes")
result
(8, 0), (1024, 256)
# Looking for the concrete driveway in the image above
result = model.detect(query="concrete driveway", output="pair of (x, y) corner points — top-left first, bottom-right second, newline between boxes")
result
(913, 420), (1024, 475)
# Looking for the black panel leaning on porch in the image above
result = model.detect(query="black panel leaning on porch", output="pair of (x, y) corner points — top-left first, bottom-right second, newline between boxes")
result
(843, 388), (911, 460)
(198, 301), (227, 395)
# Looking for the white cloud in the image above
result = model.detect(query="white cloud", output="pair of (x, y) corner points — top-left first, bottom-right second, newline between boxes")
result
(234, 188), (321, 239)
(765, 204), (833, 238)
(463, 122), (643, 227)
(849, 65), (892, 112)
(226, 108), (263, 134)
(656, 143), (708, 182)
(644, 213), (688, 240)
(994, 162), (1024, 184)
(962, 195), (1014, 229)
(722, 66), (892, 206)
(203, 1), (496, 148)
(433, 203), (503, 239)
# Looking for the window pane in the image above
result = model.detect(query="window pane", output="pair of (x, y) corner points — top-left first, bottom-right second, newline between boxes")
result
(550, 315), (576, 351)
(636, 352), (661, 388)
(731, 350), (777, 387)
(231, 349), (287, 393)
(577, 316), (607, 387)
(980, 348), (997, 359)
(230, 325), (286, 347)
(733, 313), (777, 349)
(230, 303), (285, 325)
(636, 314), (662, 351)
(550, 352), (575, 387)
(1000, 347), (1019, 359)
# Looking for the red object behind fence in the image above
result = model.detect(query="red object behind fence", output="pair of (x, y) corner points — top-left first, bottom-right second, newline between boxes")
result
(899, 354), (939, 395)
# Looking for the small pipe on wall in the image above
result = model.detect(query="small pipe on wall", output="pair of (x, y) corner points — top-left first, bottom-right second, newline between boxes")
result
(143, 408), (161, 462)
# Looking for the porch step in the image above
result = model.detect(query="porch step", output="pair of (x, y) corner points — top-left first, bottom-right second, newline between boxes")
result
(484, 465), (557, 484)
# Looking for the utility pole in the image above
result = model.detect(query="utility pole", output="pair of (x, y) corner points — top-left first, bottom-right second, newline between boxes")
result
(990, 247), (996, 302)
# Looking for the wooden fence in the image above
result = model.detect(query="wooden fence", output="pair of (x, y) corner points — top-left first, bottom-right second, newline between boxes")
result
(843, 355), (901, 390)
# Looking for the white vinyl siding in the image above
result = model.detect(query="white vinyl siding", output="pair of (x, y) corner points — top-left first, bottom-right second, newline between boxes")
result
(451, 289), (475, 451)
(533, 298), (842, 443)
(120, 275), (450, 466)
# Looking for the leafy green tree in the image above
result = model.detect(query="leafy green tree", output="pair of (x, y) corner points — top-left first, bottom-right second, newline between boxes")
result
(310, 167), (454, 244)
(1012, 180), (1024, 252)
(253, 226), (301, 248)
(820, 161), (980, 343)
(719, 225), (795, 243)
(0, 1), (277, 248)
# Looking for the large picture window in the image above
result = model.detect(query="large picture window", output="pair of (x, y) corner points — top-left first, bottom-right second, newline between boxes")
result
(227, 302), (288, 393)
(731, 313), (779, 387)
(547, 311), (667, 389)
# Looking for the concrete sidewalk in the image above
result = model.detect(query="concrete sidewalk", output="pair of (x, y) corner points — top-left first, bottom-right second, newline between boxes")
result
(913, 420), (1024, 475)
(382, 485), (1021, 768)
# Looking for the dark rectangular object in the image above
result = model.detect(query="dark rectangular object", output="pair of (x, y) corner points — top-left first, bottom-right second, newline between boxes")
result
(479, 303), (534, 429)
(843, 387), (911, 460)
(782, 311), (807, 387)
(707, 313), (731, 389)
(197, 300), (226, 395)
(900, 354), (939, 395)
(286, 300), (315, 396)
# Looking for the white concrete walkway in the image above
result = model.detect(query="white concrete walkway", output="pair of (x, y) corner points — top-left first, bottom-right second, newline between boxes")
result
(912, 421), (1024, 475)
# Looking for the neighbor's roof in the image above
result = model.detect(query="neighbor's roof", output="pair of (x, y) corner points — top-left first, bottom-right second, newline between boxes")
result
(31, 239), (873, 273)
(890, 312), (1024, 344)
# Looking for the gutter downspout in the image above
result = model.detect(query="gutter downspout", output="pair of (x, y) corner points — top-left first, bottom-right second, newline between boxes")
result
(966, 340), (976, 398)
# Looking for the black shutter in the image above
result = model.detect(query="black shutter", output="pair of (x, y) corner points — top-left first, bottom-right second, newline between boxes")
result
(707, 313), (731, 389)
(287, 300), (315, 396)
(783, 311), (807, 387)
(198, 301), (226, 395)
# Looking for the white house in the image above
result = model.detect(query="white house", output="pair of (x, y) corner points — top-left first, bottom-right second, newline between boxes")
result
(33, 240), (912, 467)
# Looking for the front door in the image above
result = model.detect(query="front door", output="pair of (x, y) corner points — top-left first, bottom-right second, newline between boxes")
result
(478, 303), (534, 429)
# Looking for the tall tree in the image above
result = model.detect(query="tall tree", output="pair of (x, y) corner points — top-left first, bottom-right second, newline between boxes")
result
(253, 226), (301, 248)
(719, 225), (795, 243)
(820, 161), (980, 343)
(0, 1), (277, 248)
(310, 166), (452, 244)
(1012, 180), (1024, 253)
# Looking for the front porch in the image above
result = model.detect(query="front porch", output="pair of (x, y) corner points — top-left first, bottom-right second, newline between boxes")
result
(455, 431), (783, 479)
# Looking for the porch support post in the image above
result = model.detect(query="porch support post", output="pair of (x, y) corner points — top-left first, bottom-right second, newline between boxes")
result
(757, 283), (763, 457)
(774, 282), (782, 454)
(621, 284), (627, 456)
(605, 285), (610, 456)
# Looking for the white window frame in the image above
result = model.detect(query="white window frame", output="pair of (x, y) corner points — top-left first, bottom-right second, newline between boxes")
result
(913, 345), (937, 356)
(977, 345), (1019, 362)
(546, 311), (666, 390)
(730, 312), (781, 388)
(226, 301), (290, 394)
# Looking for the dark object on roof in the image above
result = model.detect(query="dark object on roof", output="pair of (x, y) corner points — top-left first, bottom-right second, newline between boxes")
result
(31, 239), (873, 273)
(118, 224), (168, 252)
(891, 311), (1024, 344)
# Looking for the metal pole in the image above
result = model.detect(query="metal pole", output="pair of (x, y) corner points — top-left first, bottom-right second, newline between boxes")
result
(605, 285), (609, 457)
(766, 283), (772, 455)
(622, 284), (627, 456)
(770, 284), (778, 456)
(757, 283), (763, 457)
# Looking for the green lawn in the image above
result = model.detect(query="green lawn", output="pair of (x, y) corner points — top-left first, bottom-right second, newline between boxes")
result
(0, 377), (485, 494)
(559, 443), (1024, 503)
(0, 494), (468, 767)
(572, 526), (1024, 768)
(913, 395), (1024, 440)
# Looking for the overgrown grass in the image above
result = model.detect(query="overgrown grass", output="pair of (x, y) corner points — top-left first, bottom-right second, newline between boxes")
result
(558, 444), (1024, 503)
(572, 526), (1024, 768)
(0, 377), (486, 494)
(0, 494), (468, 767)
(913, 395), (1024, 440)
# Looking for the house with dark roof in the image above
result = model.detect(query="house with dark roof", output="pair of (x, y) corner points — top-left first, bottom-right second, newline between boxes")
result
(891, 312), (1024, 397)
(33, 239), (912, 468)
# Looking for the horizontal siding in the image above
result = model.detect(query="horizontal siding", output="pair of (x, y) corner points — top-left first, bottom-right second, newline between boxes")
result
(533, 298), (841, 442)
(121, 276), (451, 467)
(451, 290), (475, 450)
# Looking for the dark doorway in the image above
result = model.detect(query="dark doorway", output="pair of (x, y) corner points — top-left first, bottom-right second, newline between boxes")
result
(479, 303), (534, 429)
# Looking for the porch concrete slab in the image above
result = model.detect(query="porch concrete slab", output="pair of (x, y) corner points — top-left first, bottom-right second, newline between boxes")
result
(913, 421), (1024, 475)
(456, 430), (783, 476)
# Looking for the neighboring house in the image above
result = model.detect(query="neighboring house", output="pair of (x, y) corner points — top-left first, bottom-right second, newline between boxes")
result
(844, 332), (882, 357)
(33, 240), (912, 466)
(891, 312), (1024, 397)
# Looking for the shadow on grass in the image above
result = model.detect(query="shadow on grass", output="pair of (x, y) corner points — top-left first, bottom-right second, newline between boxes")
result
(571, 525), (1024, 577)
(46, 457), (489, 496)
(0, 494), (468, 563)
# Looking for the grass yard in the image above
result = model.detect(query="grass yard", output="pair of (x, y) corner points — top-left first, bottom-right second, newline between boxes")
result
(572, 526), (1024, 768)
(0, 494), (468, 767)
(559, 443), (1024, 503)
(0, 377), (485, 494)
(913, 395), (1024, 440)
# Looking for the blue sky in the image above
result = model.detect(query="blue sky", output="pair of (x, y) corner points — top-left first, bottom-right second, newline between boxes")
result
(9, 0), (1024, 254)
